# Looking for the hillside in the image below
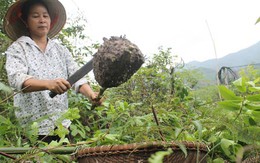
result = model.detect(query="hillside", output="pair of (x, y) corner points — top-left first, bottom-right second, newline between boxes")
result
(185, 41), (260, 83)
(187, 41), (260, 70)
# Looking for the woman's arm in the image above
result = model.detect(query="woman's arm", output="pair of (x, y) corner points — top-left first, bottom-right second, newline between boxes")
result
(22, 78), (71, 94)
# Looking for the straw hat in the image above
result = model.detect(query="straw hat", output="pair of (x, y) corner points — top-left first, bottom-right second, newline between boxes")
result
(3, 0), (66, 41)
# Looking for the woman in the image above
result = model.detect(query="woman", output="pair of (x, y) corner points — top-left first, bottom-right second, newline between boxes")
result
(4, 0), (100, 142)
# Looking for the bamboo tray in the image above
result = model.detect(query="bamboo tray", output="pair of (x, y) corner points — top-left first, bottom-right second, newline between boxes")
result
(76, 141), (208, 163)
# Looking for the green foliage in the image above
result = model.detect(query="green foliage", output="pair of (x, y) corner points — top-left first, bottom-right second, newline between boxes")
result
(108, 47), (196, 106)
(54, 108), (81, 138)
(25, 122), (39, 145)
(0, 0), (13, 89)
(0, 61), (9, 101)
(238, 65), (260, 82)
(220, 138), (243, 161)
(148, 148), (173, 163)
(0, 82), (12, 94)
(0, 105), (23, 147)
(212, 158), (225, 163)
(201, 76), (260, 162)
(56, 16), (100, 66)
(0, 0), (14, 30)
(69, 49), (209, 152)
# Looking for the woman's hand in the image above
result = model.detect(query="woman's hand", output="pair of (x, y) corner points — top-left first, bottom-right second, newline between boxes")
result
(89, 92), (104, 106)
(79, 84), (104, 106)
(46, 78), (71, 94)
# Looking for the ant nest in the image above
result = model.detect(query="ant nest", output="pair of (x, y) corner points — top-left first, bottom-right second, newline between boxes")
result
(93, 36), (144, 88)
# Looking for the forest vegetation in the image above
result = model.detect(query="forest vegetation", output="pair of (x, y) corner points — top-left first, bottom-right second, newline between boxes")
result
(0, 1), (260, 162)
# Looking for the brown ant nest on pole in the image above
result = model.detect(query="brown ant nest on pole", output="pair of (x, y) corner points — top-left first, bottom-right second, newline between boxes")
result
(93, 36), (144, 88)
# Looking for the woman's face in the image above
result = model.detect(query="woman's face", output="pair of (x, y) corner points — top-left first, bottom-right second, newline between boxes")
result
(26, 4), (51, 39)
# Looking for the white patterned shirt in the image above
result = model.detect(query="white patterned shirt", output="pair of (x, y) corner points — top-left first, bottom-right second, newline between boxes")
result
(5, 36), (87, 135)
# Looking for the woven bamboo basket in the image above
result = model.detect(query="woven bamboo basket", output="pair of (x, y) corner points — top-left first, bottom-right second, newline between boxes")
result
(76, 141), (208, 163)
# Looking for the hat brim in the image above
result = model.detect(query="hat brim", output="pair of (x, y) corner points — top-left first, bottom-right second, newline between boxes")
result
(3, 0), (66, 41)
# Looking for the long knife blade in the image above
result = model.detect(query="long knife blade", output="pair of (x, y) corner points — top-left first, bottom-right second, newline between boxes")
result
(49, 59), (93, 98)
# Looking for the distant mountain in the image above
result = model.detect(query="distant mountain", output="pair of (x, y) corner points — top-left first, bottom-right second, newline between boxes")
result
(187, 41), (260, 70)
(185, 41), (260, 84)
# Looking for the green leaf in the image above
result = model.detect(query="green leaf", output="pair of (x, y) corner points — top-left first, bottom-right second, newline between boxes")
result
(177, 143), (188, 158)
(48, 137), (70, 147)
(218, 101), (241, 111)
(213, 158), (225, 163)
(54, 124), (69, 138)
(148, 148), (173, 163)
(174, 128), (182, 138)
(0, 82), (12, 94)
(26, 122), (39, 144)
(252, 111), (260, 121)
(0, 115), (11, 125)
(233, 78), (246, 92)
(246, 94), (260, 101)
(246, 81), (255, 87)
(105, 134), (119, 141)
(245, 102), (260, 111)
(192, 120), (202, 139)
(238, 126), (260, 145)
(218, 85), (242, 100)
(220, 138), (243, 161)
(65, 108), (80, 120)
(56, 155), (71, 162)
(247, 126), (260, 140)
(220, 138), (236, 160)
(253, 77), (260, 84)
(248, 116), (257, 126)
(208, 135), (218, 143)
(248, 86), (260, 92)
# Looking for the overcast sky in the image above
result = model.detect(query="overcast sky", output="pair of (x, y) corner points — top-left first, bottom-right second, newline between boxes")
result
(60, 0), (260, 63)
